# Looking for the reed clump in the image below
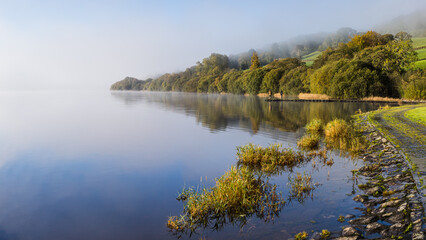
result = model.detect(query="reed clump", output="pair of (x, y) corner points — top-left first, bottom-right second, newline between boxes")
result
(167, 166), (285, 234)
(305, 118), (324, 134)
(297, 134), (320, 150)
(236, 144), (308, 173)
(324, 119), (367, 155)
(324, 119), (349, 139)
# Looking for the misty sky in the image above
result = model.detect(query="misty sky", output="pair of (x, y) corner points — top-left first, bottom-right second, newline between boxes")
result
(0, 0), (425, 90)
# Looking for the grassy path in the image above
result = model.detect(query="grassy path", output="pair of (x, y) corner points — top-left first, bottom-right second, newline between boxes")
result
(368, 104), (426, 192)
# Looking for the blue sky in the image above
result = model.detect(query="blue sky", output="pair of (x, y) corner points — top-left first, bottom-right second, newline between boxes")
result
(0, 0), (425, 90)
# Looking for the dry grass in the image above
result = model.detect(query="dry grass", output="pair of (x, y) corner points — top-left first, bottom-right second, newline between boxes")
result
(324, 119), (367, 155)
(257, 93), (270, 97)
(298, 93), (331, 100)
(324, 119), (349, 140)
(361, 96), (402, 103)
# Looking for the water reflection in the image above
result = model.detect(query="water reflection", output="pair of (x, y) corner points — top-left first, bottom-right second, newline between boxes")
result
(111, 91), (389, 134)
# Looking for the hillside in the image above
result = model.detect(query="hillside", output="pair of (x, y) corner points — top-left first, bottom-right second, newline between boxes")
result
(413, 37), (426, 69)
(112, 31), (425, 100)
(301, 51), (322, 67)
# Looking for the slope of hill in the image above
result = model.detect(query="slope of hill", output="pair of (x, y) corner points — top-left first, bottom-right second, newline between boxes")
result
(413, 37), (426, 69)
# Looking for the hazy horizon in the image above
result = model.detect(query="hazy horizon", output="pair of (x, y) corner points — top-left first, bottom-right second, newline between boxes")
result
(0, 0), (425, 91)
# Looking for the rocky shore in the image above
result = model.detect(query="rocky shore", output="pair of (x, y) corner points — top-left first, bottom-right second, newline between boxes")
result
(338, 114), (424, 239)
(305, 113), (425, 240)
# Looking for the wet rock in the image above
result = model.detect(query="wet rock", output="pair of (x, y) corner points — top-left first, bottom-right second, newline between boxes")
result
(366, 222), (383, 233)
(353, 195), (368, 203)
(309, 232), (321, 240)
(386, 212), (405, 224)
(406, 193), (415, 199)
(342, 227), (360, 237)
(349, 216), (378, 225)
(413, 232), (425, 240)
(388, 223), (406, 236)
(334, 237), (358, 240)
(396, 202), (407, 212)
(380, 199), (402, 208)
(365, 186), (382, 195)
(344, 214), (355, 219)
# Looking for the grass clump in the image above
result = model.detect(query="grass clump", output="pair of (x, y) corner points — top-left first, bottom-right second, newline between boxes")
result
(321, 229), (331, 239)
(324, 119), (367, 155)
(306, 118), (324, 134)
(236, 144), (308, 173)
(167, 166), (285, 235)
(288, 172), (316, 202)
(295, 231), (308, 240)
(325, 119), (349, 139)
(297, 134), (320, 150)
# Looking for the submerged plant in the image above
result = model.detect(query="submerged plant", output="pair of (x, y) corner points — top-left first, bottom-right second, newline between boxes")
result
(288, 172), (316, 202)
(167, 166), (286, 235)
(321, 229), (331, 239)
(295, 231), (308, 240)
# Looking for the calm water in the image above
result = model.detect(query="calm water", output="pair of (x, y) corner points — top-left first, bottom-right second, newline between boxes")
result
(0, 91), (388, 240)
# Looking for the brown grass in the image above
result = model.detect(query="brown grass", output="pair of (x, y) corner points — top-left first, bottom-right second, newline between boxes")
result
(361, 96), (402, 103)
(298, 93), (331, 100)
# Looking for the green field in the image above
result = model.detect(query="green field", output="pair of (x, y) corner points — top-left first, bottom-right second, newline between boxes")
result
(412, 37), (426, 49)
(405, 106), (426, 126)
(302, 51), (322, 67)
(413, 37), (426, 69)
(416, 48), (426, 60)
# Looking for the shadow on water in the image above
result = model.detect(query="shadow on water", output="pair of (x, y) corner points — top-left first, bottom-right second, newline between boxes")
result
(111, 91), (390, 134)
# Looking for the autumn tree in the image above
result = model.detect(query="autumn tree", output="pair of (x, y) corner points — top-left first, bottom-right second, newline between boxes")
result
(250, 51), (260, 69)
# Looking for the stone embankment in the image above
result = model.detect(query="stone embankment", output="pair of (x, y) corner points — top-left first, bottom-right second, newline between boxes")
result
(333, 114), (425, 239)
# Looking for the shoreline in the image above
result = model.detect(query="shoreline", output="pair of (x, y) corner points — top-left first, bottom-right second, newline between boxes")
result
(334, 111), (425, 239)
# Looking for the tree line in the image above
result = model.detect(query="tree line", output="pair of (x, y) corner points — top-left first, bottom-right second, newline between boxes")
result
(111, 31), (425, 100)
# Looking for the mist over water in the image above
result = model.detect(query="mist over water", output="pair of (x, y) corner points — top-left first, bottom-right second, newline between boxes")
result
(0, 90), (390, 239)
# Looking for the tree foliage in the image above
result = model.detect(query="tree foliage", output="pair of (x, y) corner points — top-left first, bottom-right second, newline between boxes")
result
(111, 31), (424, 100)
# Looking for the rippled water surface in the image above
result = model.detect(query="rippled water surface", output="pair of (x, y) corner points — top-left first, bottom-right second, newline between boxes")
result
(0, 91), (389, 239)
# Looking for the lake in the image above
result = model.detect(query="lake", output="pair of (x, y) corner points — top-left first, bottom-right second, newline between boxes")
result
(0, 91), (388, 239)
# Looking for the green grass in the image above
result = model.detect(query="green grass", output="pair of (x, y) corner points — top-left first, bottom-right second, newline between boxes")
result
(417, 48), (426, 60)
(405, 106), (426, 126)
(414, 59), (426, 69)
(302, 51), (322, 67)
(412, 37), (426, 49)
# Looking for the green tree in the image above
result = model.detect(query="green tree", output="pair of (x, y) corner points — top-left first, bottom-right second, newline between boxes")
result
(261, 69), (282, 93)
